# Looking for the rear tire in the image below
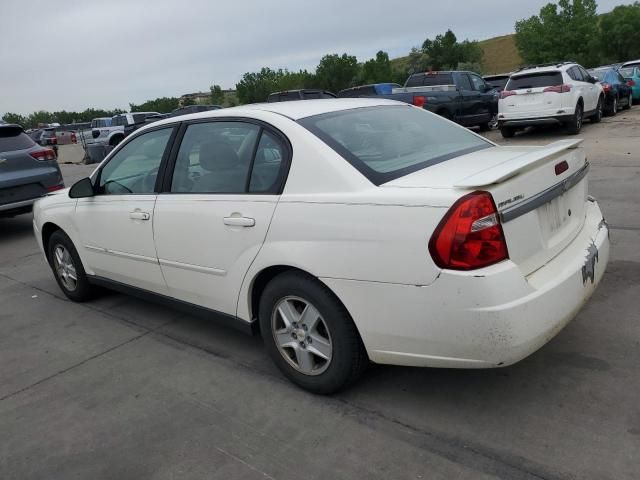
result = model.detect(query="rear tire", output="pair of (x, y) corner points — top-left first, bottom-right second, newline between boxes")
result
(47, 230), (96, 302)
(606, 96), (618, 116)
(259, 271), (368, 394)
(500, 126), (516, 138)
(624, 93), (632, 110)
(566, 103), (583, 135)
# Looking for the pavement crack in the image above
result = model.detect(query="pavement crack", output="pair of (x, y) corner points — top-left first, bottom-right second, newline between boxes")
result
(0, 331), (150, 403)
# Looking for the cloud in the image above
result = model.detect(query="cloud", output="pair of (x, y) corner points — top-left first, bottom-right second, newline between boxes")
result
(0, 0), (624, 115)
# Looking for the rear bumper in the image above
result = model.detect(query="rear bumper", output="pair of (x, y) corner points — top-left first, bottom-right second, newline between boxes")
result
(323, 200), (609, 368)
(499, 114), (573, 128)
(0, 198), (36, 214)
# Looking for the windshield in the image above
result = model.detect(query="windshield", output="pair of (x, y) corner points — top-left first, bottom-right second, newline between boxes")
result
(299, 105), (492, 185)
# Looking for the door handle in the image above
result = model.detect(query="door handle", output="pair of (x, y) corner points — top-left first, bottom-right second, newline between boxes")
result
(129, 211), (150, 221)
(223, 216), (255, 227)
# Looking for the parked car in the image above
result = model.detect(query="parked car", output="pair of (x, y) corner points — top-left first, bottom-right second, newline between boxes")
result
(92, 112), (159, 147)
(483, 73), (512, 92)
(29, 127), (59, 157)
(33, 99), (609, 393)
(587, 67), (632, 115)
(337, 83), (401, 97)
(1, 124), (64, 217)
(375, 71), (498, 130)
(77, 117), (112, 146)
(498, 62), (604, 138)
(170, 105), (222, 117)
(619, 65), (640, 104)
(267, 89), (337, 102)
(622, 59), (640, 69)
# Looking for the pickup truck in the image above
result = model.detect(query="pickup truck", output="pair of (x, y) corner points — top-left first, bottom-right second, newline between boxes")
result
(91, 112), (159, 147)
(375, 71), (499, 130)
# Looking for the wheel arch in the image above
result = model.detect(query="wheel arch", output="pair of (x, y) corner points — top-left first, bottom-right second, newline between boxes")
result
(41, 221), (63, 262)
(247, 264), (360, 338)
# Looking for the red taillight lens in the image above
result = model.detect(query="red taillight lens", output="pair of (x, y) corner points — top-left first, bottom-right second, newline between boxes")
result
(30, 148), (56, 161)
(46, 184), (65, 192)
(543, 84), (572, 93)
(429, 192), (509, 270)
(71, 132), (77, 143)
(412, 95), (427, 107)
(627, 80), (636, 87)
(499, 90), (516, 99)
(601, 83), (611, 92)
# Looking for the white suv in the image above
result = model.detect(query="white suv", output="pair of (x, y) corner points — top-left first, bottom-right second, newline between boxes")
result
(498, 62), (604, 138)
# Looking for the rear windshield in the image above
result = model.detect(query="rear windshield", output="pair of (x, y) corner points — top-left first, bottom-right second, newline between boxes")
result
(506, 72), (563, 90)
(0, 128), (36, 153)
(405, 73), (453, 88)
(299, 105), (491, 185)
(485, 77), (510, 89)
(619, 67), (635, 77)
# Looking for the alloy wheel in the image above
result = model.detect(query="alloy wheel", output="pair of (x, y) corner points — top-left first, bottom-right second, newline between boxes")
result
(613, 98), (617, 114)
(53, 245), (78, 291)
(271, 296), (333, 376)
(576, 105), (583, 129)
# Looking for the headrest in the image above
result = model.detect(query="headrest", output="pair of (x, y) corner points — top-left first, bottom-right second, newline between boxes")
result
(199, 141), (239, 171)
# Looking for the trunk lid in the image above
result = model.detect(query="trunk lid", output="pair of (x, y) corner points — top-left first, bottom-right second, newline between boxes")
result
(383, 140), (588, 276)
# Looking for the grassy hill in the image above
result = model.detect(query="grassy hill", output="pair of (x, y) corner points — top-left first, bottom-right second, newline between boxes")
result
(390, 33), (523, 76)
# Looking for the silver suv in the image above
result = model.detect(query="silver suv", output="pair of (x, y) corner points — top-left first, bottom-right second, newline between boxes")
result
(0, 124), (64, 217)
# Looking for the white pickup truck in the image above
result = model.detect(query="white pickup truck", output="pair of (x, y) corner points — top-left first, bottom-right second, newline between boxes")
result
(77, 117), (112, 147)
(91, 112), (159, 147)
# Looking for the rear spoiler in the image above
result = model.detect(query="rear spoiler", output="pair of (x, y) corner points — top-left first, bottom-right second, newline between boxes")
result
(454, 139), (583, 188)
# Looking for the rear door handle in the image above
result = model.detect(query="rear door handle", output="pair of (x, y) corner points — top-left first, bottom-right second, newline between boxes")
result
(129, 211), (150, 221)
(223, 216), (255, 227)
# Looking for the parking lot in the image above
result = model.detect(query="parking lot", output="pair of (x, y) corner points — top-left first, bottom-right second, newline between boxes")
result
(1, 109), (639, 480)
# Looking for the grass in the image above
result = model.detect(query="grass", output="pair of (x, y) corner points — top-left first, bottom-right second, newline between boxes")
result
(390, 33), (523, 76)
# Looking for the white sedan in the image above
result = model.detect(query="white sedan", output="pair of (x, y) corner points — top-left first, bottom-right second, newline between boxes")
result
(33, 99), (609, 394)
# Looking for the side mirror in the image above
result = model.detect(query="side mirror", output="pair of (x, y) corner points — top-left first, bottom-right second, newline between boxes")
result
(69, 177), (95, 198)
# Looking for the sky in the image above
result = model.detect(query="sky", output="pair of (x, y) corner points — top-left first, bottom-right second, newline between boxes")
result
(0, 0), (625, 115)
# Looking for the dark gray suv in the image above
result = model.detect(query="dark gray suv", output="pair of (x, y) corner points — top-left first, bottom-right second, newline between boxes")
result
(0, 124), (64, 217)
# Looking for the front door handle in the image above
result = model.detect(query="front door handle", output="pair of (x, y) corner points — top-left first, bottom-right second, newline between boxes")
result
(223, 216), (255, 227)
(129, 211), (150, 221)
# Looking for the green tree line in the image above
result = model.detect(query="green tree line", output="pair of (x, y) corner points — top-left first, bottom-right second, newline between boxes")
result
(515, 0), (640, 67)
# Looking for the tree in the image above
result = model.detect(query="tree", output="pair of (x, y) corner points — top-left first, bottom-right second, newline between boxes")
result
(2, 112), (28, 126)
(515, 0), (600, 67)
(422, 30), (483, 70)
(210, 84), (224, 105)
(359, 51), (393, 84)
(599, 2), (640, 63)
(129, 97), (180, 113)
(315, 53), (360, 92)
(236, 67), (281, 104)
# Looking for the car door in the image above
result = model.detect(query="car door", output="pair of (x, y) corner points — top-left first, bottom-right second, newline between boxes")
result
(74, 126), (175, 293)
(468, 73), (495, 122)
(578, 66), (598, 111)
(455, 73), (478, 125)
(153, 120), (289, 316)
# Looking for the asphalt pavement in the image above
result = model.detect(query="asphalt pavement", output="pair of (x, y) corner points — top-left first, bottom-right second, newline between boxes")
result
(1, 110), (639, 479)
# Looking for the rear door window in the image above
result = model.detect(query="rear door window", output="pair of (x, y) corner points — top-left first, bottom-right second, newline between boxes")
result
(506, 72), (563, 90)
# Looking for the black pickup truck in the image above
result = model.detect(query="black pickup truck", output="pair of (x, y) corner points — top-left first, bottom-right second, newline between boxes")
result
(377, 71), (499, 130)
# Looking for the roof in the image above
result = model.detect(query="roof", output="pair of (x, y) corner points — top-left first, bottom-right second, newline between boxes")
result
(514, 62), (577, 75)
(148, 98), (405, 129)
(623, 59), (640, 67)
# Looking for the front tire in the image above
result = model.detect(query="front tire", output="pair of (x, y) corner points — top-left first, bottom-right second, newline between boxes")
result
(259, 271), (368, 394)
(500, 126), (516, 138)
(47, 230), (95, 302)
(566, 103), (583, 135)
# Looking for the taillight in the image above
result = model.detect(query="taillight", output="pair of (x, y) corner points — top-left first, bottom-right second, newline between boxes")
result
(543, 84), (572, 93)
(499, 90), (516, 99)
(71, 132), (77, 143)
(600, 83), (611, 93)
(412, 95), (427, 107)
(46, 184), (65, 193)
(429, 191), (509, 270)
(627, 80), (636, 87)
(30, 149), (56, 161)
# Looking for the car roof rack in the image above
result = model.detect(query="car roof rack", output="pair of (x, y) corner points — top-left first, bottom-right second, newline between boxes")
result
(515, 61), (576, 72)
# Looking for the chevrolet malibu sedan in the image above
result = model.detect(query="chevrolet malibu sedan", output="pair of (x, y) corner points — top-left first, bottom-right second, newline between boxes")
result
(33, 99), (609, 393)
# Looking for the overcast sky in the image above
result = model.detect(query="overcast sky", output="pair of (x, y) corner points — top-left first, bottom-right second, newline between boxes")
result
(0, 0), (625, 115)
